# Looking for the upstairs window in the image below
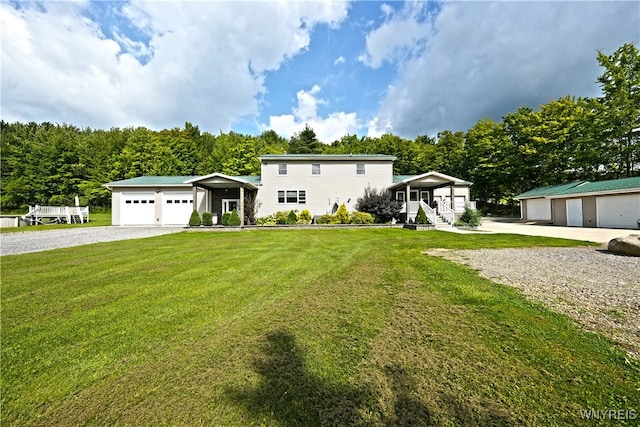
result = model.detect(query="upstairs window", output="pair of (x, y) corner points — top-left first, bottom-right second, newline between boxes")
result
(356, 163), (365, 175)
(312, 163), (321, 175)
(278, 164), (287, 175)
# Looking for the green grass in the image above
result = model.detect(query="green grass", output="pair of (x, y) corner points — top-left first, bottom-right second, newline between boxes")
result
(0, 213), (111, 233)
(1, 229), (637, 426)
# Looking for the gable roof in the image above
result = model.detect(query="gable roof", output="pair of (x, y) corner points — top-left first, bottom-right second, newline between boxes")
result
(390, 171), (472, 189)
(259, 154), (396, 162)
(515, 177), (640, 199)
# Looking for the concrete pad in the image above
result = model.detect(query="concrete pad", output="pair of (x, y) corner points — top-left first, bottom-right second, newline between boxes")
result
(476, 218), (637, 243)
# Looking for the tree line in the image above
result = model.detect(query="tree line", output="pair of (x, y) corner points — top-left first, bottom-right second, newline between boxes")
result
(1, 43), (638, 213)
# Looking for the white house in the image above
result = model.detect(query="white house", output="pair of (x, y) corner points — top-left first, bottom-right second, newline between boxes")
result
(104, 154), (473, 226)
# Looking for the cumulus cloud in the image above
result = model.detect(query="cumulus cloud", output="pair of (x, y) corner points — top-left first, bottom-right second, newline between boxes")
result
(267, 85), (359, 143)
(365, 1), (639, 137)
(0, 1), (349, 131)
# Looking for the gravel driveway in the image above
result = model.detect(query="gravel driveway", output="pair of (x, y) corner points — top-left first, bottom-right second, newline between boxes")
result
(0, 227), (184, 256)
(427, 246), (640, 359)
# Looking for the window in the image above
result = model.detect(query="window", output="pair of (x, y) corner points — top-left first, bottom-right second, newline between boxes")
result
(278, 164), (287, 175)
(396, 191), (405, 201)
(278, 190), (306, 204)
(312, 163), (321, 175)
(356, 163), (365, 175)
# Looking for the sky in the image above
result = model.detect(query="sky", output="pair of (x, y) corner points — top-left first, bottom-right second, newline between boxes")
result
(1, 1), (639, 142)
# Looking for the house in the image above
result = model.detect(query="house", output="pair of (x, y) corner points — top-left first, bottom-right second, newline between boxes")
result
(515, 176), (640, 229)
(104, 154), (474, 226)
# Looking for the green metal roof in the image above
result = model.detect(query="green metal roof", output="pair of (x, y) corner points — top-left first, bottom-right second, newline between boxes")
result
(394, 175), (418, 183)
(259, 154), (396, 161)
(235, 175), (261, 184)
(104, 176), (198, 186)
(515, 177), (640, 199)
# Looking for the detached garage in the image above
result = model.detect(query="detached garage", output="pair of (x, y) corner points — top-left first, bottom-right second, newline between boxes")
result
(516, 177), (640, 229)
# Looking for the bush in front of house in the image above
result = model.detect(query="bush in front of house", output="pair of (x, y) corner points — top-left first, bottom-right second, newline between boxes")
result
(189, 210), (201, 226)
(287, 210), (298, 224)
(297, 209), (312, 224)
(415, 205), (429, 224)
(222, 212), (231, 226)
(350, 211), (374, 224)
(356, 185), (403, 223)
(316, 213), (334, 224)
(227, 209), (241, 226)
(335, 203), (351, 224)
(456, 203), (481, 227)
(202, 212), (213, 226)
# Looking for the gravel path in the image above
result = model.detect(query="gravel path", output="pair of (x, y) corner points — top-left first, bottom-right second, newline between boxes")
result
(427, 246), (640, 359)
(0, 227), (184, 256)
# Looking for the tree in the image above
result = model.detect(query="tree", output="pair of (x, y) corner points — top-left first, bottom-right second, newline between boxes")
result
(355, 186), (403, 223)
(596, 42), (640, 177)
(289, 124), (322, 154)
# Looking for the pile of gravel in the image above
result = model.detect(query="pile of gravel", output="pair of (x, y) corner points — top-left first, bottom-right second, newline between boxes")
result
(426, 246), (640, 359)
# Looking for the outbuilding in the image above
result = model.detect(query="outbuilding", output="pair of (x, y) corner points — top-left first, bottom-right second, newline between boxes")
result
(515, 177), (640, 229)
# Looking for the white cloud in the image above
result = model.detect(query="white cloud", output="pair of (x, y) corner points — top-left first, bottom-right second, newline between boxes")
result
(267, 85), (359, 143)
(334, 55), (345, 66)
(366, 1), (639, 137)
(0, 1), (349, 131)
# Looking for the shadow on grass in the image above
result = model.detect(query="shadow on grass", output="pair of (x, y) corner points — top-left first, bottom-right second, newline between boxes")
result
(229, 330), (515, 426)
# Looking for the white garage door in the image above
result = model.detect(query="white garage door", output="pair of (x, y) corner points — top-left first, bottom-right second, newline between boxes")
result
(597, 195), (640, 229)
(566, 198), (583, 227)
(526, 198), (551, 220)
(121, 193), (155, 225)
(162, 192), (194, 225)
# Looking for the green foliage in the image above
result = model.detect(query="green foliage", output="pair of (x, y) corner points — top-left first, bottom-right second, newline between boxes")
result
(227, 209), (241, 226)
(415, 205), (429, 224)
(202, 212), (213, 226)
(335, 203), (351, 224)
(316, 214), (334, 224)
(221, 212), (231, 226)
(456, 204), (482, 227)
(297, 209), (312, 224)
(189, 210), (201, 227)
(287, 210), (298, 224)
(350, 211), (374, 224)
(289, 124), (321, 153)
(355, 186), (403, 223)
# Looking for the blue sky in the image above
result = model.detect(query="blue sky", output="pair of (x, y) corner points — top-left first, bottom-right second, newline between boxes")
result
(2, 1), (639, 142)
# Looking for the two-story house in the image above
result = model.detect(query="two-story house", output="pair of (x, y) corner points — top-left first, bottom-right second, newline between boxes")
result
(104, 154), (473, 226)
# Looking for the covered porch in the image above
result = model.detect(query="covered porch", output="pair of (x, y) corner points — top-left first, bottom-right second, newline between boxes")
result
(389, 172), (474, 225)
(185, 174), (260, 226)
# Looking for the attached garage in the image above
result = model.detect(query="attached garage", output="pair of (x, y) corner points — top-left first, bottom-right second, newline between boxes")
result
(526, 198), (552, 221)
(597, 195), (640, 229)
(121, 192), (155, 225)
(162, 192), (194, 225)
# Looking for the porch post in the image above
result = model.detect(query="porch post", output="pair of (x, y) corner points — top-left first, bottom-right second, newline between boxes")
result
(450, 185), (455, 212)
(192, 185), (198, 213)
(239, 186), (245, 227)
(405, 183), (411, 218)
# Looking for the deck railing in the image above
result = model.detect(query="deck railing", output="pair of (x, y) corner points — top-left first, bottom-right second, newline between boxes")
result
(24, 205), (90, 224)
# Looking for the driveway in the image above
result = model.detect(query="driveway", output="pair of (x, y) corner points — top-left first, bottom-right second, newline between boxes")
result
(0, 227), (184, 256)
(476, 217), (635, 244)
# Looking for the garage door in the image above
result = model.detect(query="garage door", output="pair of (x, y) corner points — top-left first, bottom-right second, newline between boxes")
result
(162, 192), (193, 225)
(526, 198), (551, 220)
(566, 198), (583, 227)
(121, 193), (155, 225)
(597, 195), (640, 229)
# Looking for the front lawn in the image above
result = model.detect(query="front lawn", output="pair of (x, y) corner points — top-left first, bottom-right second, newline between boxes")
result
(1, 229), (637, 426)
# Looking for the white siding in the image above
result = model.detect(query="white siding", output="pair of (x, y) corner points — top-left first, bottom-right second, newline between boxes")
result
(597, 194), (640, 229)
(257, 160), (394, 216)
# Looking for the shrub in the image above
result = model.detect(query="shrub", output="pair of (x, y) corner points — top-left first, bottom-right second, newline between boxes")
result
(317, 214), (334, 224)
(457, 203), (482, 227)
(415, 205), (429, 224)
(335, 203), (351, 224)
(287, 210), (298, 224)
(188, 210), (201, 226)
(350, 211), (374, 224)
(228, 209), (241, 226)
(256, 215), (277, 226)
(221, 212), (231, 226)
(274, 211), (289, 224)
(356, 186), (403, 223)
(297, 209), (312, 224)
(202, 212), (213, 226)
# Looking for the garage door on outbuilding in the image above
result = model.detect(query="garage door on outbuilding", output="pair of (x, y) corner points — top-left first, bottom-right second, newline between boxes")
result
(162, 192), (194, 225)
(597, 195), (640, 229)
(121, 192), (155, 225)
(526, 198), (552, 221)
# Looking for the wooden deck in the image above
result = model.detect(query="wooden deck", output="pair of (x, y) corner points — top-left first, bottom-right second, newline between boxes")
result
(23, 205), (90, 225)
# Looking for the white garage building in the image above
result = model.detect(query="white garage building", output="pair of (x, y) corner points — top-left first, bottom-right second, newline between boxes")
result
(515, 177), (640, 229)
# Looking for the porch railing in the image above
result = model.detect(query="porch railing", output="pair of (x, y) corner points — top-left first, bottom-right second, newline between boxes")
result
(438, 201), (455, 224)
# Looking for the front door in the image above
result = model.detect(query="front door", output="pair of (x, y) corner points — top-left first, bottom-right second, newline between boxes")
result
(420, 191), (430, 205)
(223, 199), (239, 213)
